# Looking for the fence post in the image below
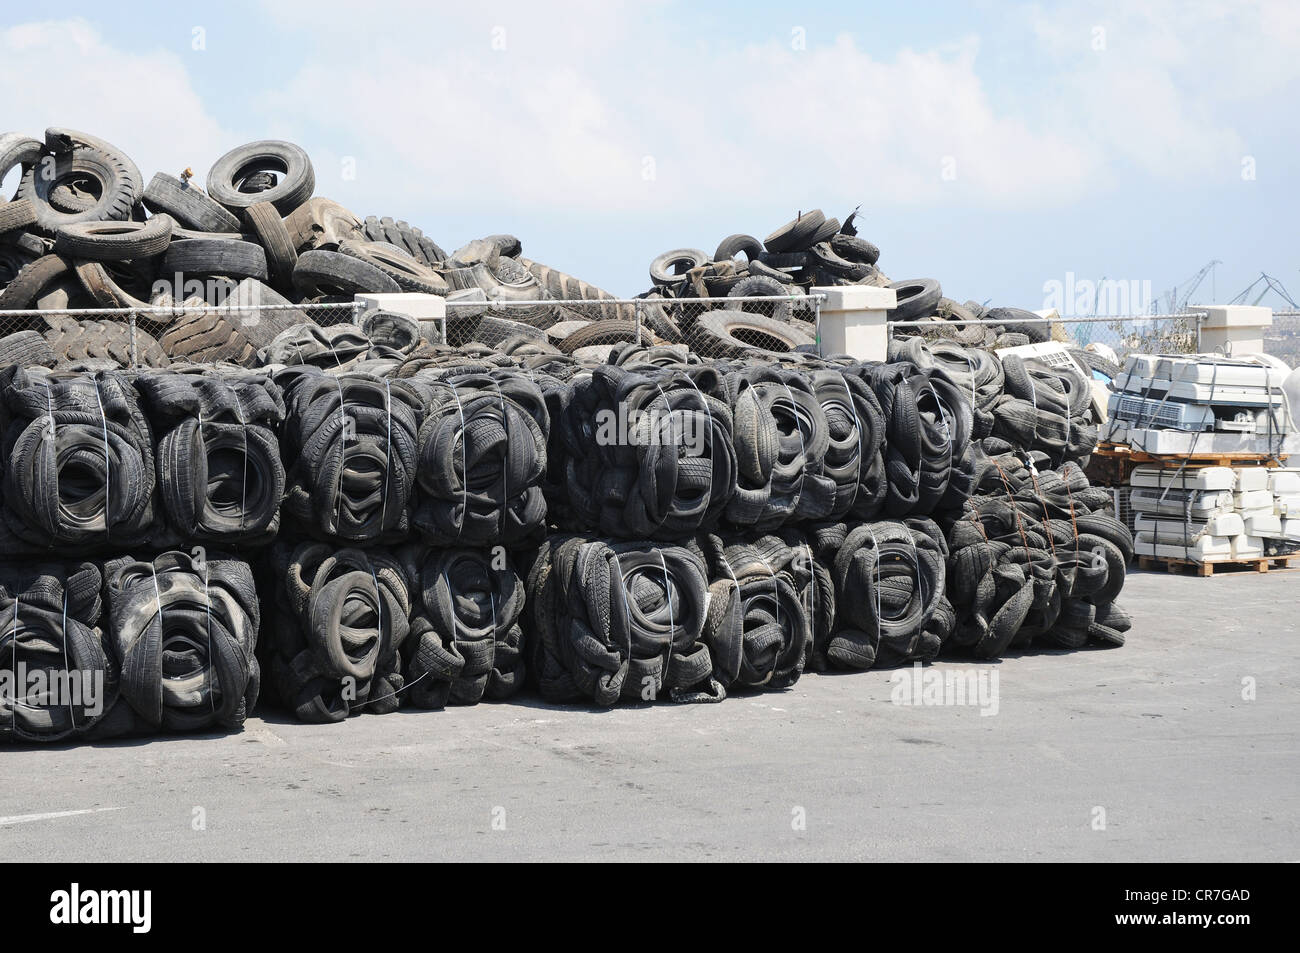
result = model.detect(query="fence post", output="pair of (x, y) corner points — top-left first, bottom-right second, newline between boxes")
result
(635, 299), (642, 347)
(128, 310), (139, 368)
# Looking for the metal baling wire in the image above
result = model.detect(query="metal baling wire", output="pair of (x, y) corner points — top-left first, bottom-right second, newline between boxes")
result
(447, 378), (470, 542)
(61, 589), (74, 732)
(680, 373), (718, 519)
(1025, 457), (1058, 566)
(43, 378), (58, 528)
(201, 553), (216, 718)
(9, 594), (19, 733)
(149, 558), (165, 718)
(378, 379), (392, 537)
(900, 524), (929, 640)
(716, 544), (772, 685)
(230, 383), (249, 534)
(862, 524), (885, 657)
(927, 379), (956, 494)
(991, 458), (1036, 568)
(358, 559), (427, 709)
(609, 550), (637, 697)
(332, 376), (348, 534)
(837, 370), (865, 514)
(777, 376), (810, 514)
(656, 549), (676, 694)
(752, 546), (784, 681)
(802, 540), (816, 657)
(197, 405), (205, 531)
(92, 377), (111, 544)
(486, 373), (511, 538)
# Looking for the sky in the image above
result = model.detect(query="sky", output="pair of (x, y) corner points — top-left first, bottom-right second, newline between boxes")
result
(2, 0), (1298, 311)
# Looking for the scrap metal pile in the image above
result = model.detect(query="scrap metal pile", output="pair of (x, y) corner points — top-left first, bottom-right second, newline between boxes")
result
(0, 130), (1131, 742)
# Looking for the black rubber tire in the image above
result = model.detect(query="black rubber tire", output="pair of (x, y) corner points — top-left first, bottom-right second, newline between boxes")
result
(0, 254), (72, 309)
(292, 248), (400, 297)
(0, 198), (37, 234)
(746, 258), (796, 284)
(727, 274), (796, 321)
(284, 197), (363, 252)
(161, 237), (268, 280)
(143, 173), (242, 232)
(338, 239), (448, 294)
(360, 215), (445, 265)
(206, 140), (315, 214)
(763, 210), (825, 253)
(483, 233), (522, 257)
(42, 316), (168, 367)
(690, 308), (814, 357)
(54, 214), (173, 261)
(15, 145), (137, 234)
(157, 308), (257, 365)
(244, 200), (297, 283)
(44, 128), (143, 200)
(1069, 347), (1122, 380)
(650, 248), (709, 286)
(0, 133), (43, 199)
(887, 278), (943, 321)
(0, 329), (58, 367)
(830, 232), (880, 265)
(521, 258), (629, 321)
(809, 216), (840, 245)
(73, 260), (154, 312)
(714, 234), (764, 262)
(555, 319), (639, 353)
(985, 306), (1051, 344)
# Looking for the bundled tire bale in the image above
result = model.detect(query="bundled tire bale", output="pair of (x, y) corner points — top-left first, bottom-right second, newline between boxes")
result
(543, 364), (737, 540)
(526, 536), (719, 705)
(717, 366), (836, 530)
(990, 354), (1097, 463)
(0, 561), (115, 743)
(276, 367), (427, 542)
(694, 531), (831, 693)
(943, 503), (1039, 658)
(398, 546), (526, 708)
(888, 337), (1004, 440)
(851, 361), (975, 517)
(807, 518), (948, 670)
(940, 451), (1131, 656)
(261, 541), (410, 722)
(0, 366), (157, 554)
(805, 367), (889, 520)
(262, 322), (375, 371)
(410, 367), (549, 546)
(134, 369), (286, 544)
(102, 550), (260, 734)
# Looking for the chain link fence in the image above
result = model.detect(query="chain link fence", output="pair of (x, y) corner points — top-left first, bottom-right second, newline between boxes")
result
(0, 300), (363, 370)
(1264, 309), (1300, 367)
(888, 311), (1205, 362)
(441, 294), (825, 361)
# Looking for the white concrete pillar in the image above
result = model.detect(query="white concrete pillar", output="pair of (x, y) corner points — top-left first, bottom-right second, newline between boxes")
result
(812, 285), (897, 361)
(1194, 304), (1272, 356)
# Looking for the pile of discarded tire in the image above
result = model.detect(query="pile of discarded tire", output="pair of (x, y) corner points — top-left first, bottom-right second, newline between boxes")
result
(0, 128), (653, 368)
(0, 128), (1132, 743)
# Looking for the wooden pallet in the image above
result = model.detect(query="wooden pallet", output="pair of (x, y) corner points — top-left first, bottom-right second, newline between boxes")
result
(1138, 553), (1300, 577)
(1095, 442), (1283, 469)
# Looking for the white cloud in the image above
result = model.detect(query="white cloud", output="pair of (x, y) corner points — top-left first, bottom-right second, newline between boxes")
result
(0, 18), (230, 192)
(253, 4), (1097, 215)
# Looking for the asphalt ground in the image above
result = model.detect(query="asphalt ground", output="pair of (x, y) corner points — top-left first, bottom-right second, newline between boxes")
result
(2, 568), (1295, 862)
